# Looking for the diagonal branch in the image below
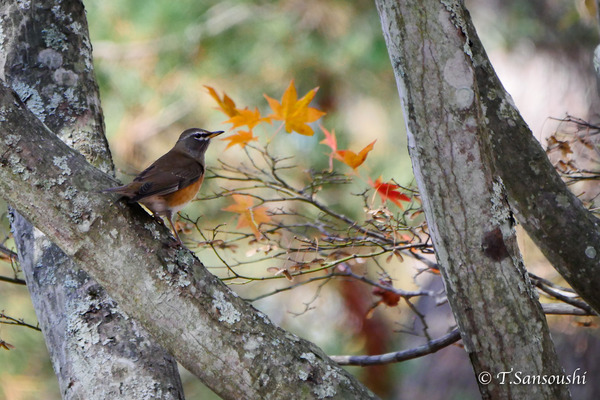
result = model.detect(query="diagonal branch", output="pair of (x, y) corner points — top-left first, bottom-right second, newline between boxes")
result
(0, 81), (376, 400)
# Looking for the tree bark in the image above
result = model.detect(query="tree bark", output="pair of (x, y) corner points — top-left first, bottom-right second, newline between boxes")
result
(375, 1), (571, 398)
(0, 80), (376, 399)
(1, 1), (184, 398)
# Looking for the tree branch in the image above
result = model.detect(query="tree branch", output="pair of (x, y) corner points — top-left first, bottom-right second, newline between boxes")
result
(0, 312), (41, 331)
(0, 275), (26, 285)
(0, 244), (18, 260)
(0, 81), (376, 399)
(530, 274), (597, 315)
(330, 329), (461, 366)
(332, 300), (596, 367)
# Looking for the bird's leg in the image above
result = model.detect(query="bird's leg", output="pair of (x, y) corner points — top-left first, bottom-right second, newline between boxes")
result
(150, 213), (166, 225)
(165, 211), (183, 246)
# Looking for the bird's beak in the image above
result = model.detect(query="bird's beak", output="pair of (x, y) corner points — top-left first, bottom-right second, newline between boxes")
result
(208, 130), (224, 138)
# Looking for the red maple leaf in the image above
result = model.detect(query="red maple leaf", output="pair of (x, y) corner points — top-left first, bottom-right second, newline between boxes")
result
(369, 176), (410, 208)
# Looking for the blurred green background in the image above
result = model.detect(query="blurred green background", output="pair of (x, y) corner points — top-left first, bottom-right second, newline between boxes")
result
(1, 0), (599, 399)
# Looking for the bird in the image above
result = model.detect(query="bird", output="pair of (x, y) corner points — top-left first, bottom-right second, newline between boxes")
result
(103, 128), (224, 245)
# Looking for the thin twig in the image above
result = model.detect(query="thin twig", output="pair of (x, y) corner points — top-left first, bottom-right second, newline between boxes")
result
(541, 303), (596, 316)
(330, 329), (461, 366)
(0, 275), (26, 285)
(247, 270), (431, 302)
(0, 244), (18, 260)
(0, 313), (41, 331)
(329, 300), (595, 367)
(529, 273), (596, 315)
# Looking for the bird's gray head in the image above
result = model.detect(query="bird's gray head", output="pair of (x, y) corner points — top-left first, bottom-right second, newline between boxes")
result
(176, 128), (224, 160)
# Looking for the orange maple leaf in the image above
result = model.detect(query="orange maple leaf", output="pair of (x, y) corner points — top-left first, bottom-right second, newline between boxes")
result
(319, 126), (337, 171)
(222, 194), (271, 239)
(221, 130), (258, 150)
(334, 140), (376, 170)
(264, 80), (326, 136)
(369, 176), (410, 208)
(205, 86), (239, 118)
(225, 107), (271, 130)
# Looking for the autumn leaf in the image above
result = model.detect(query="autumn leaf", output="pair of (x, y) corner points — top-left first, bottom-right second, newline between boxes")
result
(369, 176), (410, 208)
(221, 130), (259, 150)
(205, 85), (239, 118)
(334, 140), (376, 170)
(319, 126), (337, 171)
(428, 265), (440, 275)
(225, 107), (271, 130)
(222, 194), (271, 239)
(267, 267), (293, 281)
(320, 126), (337, 152)
(264, 80), (326, 136)
(546, 136), (573, 157)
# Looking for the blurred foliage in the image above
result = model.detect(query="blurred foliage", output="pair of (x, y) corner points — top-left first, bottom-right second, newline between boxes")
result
(0, 271), (58, 400)
(87, 0), (408, 178)
(467, 0), (598, 50)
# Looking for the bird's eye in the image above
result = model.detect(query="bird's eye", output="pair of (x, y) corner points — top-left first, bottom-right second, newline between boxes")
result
(194, 133), (203, 139)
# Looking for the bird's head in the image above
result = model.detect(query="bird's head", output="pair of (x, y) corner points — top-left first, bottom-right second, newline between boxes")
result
(176, 128), (224, 160)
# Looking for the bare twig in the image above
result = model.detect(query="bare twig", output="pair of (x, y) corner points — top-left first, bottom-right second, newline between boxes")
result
(0, 275), (26, 285)
(330, 329), (461, 366)
(529, 273), (596, 315)
(0, 244), (17, 260)
(0, 312), (41, 331)
(247, 269), (431, 302)
(329, 301), (595, 367)
(541, 303), (596, 316)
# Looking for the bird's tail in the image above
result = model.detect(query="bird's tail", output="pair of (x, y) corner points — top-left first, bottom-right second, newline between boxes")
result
(101, 186), (124, 193)
(99, 185), (130, 196)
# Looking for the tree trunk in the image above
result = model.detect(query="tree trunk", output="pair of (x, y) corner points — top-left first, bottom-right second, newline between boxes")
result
(375, 1), (571, 398)
(1, 1), (184, 398)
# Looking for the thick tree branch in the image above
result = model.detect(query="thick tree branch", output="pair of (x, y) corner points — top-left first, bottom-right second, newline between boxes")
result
(0, 81), (376, 399)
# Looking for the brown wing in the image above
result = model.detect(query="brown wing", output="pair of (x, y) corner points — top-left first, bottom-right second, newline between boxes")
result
(129, 151), (204, 202)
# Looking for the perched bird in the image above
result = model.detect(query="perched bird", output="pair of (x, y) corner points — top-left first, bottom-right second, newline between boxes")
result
(103, 128), (223, 245)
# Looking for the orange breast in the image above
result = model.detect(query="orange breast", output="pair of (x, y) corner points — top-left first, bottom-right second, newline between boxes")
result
(162, 177), (203, 211)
